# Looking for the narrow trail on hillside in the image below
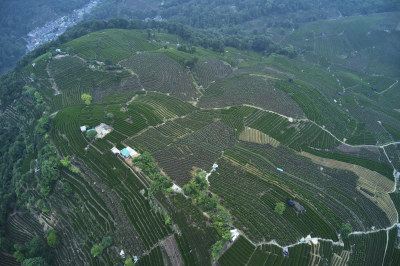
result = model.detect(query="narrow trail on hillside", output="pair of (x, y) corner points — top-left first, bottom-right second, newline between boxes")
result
(240, 222), (399, 254)
(203, 104), (400, 149)
(378, 79), (398, 95)
(46, 62), (61, 96)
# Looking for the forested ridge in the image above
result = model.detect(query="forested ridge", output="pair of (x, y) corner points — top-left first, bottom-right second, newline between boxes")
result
(1, 0), (399, 75)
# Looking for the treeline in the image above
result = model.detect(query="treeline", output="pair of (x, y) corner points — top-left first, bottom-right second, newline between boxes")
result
(62, 18), (295, 54)
(1, 0), (398, 75)
(88, 0), (400, 30)
(0, 79), (60, 265)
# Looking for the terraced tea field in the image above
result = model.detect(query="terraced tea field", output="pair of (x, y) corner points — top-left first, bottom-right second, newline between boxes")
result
(61, 29), (162, 64)
(198, 74), (305, 119)
(192, 57), (232, 87)
(121, 53), (199, 101)
(153, 121), (236, 185)
(4, 24), (399, 266)
(246, 110), (339, 150)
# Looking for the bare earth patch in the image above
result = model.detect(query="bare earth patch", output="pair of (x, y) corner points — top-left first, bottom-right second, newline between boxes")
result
(163, 235), (183, 266)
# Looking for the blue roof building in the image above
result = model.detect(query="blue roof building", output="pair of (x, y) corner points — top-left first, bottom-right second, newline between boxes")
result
(120, 148), (131, 159)
(120, 147), (139, 159)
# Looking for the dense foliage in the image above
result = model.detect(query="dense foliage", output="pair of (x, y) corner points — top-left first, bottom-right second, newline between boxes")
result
(90, 0), (399, 29)
(5, 0), (397, 76)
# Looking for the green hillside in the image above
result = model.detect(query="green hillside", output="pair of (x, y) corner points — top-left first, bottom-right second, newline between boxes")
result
(0, 14), (399, 266)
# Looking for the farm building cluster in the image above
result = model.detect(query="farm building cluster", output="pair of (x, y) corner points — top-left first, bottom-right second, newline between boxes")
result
(79, 123), (140, 159)
(111, 146), (140, 159)
(80, 123), (113, 138)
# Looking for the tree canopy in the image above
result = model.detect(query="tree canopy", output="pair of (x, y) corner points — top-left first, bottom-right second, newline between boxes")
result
(86, 130), (97, 141)
(274, 202), (286, 215)
(22, 257), (50, 266)
(125, 258), (135, 266)
(47, 230), (60, 248)
(90, 244), (103, 257)
(101, 236), (112, 248)
(340, 223), (353, 240)
(81, 93), (92, 105)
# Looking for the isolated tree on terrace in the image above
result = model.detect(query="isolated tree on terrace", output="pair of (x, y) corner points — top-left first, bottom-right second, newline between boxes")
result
(274, 202), (286, 215)
(90, 244), (103, 257)
(81, 93), (92, 105)
(101, 236), (112, 248)
(125, 258), (135, 266)
(46, 230), (60, 248)
(340, 223), (352, 240)
(86, 130), (97, 142)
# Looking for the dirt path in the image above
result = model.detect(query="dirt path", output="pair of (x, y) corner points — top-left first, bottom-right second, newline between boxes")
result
(225, 222), (399, 265)
(164, 234), (184, 266)
(264, 66), (295, 79)
(118, 156), (150, 188)
(205, 104), (400, 148)
(377, 79), (398, 95)
(46, 62), (61, 95)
